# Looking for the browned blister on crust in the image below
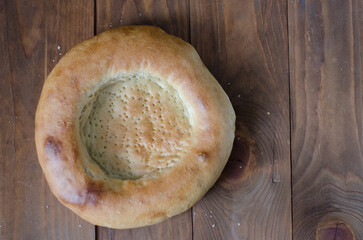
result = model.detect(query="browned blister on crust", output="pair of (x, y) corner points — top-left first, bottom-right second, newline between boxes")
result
(35, 26), (235, 229)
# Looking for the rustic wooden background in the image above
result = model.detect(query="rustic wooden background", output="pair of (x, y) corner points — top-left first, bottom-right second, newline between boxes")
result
(1, 0), (362, 239)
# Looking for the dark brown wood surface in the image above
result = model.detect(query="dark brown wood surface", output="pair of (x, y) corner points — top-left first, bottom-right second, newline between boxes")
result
(0, 0), (95, 239)
(190, 0), (291, 239)
(289, 0), (363, 239)
(1, 0), (362, 239)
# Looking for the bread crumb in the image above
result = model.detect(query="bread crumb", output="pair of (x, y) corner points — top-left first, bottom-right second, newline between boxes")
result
(267, 112), (271, 115)
(46, 205), (48, 208)
(239, 165), (242, 168)
(138, 13), (142, 16)
(227, 82), (231, 85)
(57, 45), (61, 50)
(237, 94), (241, 97)
(212, 224), (215, 228)
(237, 222), (240, 226)
(79, 224), (82, 228)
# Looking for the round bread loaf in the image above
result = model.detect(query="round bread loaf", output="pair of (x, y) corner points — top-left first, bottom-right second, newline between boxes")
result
(35, 26), (235, 229)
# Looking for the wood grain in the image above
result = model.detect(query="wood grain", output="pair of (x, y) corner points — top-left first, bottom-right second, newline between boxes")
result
(190, 0), (291, 239)
(96, 0), (189, 40)
(2, 0), (363, 239)
(95, 1), (192, 239)
(289, 0), (363, 239)
(0, 0), (95, 239)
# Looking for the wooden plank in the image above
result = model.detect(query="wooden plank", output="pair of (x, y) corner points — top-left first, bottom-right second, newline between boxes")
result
(289, 0), (363, 239)
(0, 0), (95, 239)
(190, 0), (291, 239)
(95, 1), (192, 239)
(96, 0), (189, 40)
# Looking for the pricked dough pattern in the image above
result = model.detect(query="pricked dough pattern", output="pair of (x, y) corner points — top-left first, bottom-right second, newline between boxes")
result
(81, 73), (191, 180)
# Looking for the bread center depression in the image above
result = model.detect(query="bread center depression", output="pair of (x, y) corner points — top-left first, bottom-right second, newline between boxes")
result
(80, 73), (191, 180)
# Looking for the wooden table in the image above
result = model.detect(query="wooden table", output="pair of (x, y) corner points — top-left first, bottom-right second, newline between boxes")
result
(1, 0), (362, 239)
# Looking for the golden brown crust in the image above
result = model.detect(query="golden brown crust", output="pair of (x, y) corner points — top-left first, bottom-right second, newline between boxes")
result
(35, 26), (235, 229)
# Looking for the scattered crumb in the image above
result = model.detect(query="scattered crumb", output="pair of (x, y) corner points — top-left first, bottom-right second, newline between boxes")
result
(267, 112), (271, 115)
(212, 224), (215, 228)
(237, 137), (240, 140)
(209, 215), (212, 218)
(260, 152), (263, 155)
(46, 205), (49, 208)
(239, 166), (242, 168)
(78, 224), (82, 228)
(109, 22), (113, 28)
(52, 59), (55, 62)
(272, 177), (281, 183)
(138, 13), (142, 16)
(227, 82), (231, 85)
(120, 19), (123, 23)
(237, 94), (241, 97)
(237, 222), (240, 226)
(59, 53), (62, 56)
(193, 211), (196, 216)
(57, 45), (61, 50)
